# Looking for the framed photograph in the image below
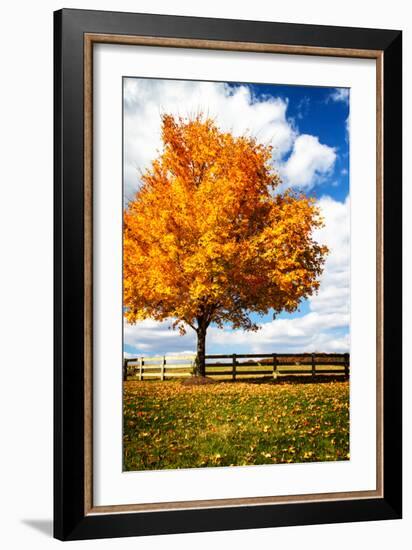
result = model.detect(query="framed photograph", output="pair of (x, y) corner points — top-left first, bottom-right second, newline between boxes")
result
(54, 8), (402, 541)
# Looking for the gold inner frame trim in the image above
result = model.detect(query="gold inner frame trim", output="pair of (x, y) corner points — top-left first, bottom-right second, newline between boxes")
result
(84, 32), (384, 515)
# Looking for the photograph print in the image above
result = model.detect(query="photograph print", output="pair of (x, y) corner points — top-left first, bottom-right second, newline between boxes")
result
(122, 77), (350, 472)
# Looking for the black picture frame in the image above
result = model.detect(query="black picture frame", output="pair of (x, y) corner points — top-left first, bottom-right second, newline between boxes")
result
(54, 8), (402, 541)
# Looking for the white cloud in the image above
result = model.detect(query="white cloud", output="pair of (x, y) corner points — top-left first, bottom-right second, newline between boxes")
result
(280, 135), (336, 189)
(124, 195), (350, 356)
(207, 312), (348, 353)
(310, 195), (350, 318)
(124, 318), (196, 355)
(345, 115), (350, 143)
(327, 88), (350, 105)
(296, 96), (310, 120)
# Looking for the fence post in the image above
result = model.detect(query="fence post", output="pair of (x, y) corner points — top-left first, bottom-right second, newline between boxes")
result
(344, 353), (349, 379)
(272, 353), (278, 380)
(123, 359), (128, 381)
(232, 354), (237, 381)
(161, 356), (166, 381)
(138, 357), (143, 381)
(311, 353), (316, 379)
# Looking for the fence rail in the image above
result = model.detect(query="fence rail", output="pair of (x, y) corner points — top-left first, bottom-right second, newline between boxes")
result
(124, 352), (350, 381)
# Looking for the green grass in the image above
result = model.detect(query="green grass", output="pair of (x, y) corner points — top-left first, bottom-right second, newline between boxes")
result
(123, 379), (350, 471)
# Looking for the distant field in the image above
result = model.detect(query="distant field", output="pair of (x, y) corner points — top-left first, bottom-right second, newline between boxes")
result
(205, 363), (345, 380)
(123, 379), (350, 471)
(125, 358), (348, 381)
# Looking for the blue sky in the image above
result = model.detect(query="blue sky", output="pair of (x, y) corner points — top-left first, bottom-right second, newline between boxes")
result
(123, 78), (350, 357)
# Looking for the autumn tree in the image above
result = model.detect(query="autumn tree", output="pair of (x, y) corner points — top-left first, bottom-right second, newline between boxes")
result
(124, 114), (327, 376)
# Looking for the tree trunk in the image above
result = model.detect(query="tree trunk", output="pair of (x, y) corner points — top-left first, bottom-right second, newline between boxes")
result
(195, 326), (207, 377)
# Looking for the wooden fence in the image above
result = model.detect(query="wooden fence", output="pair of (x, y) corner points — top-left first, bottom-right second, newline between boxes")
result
(124, 352), (350, 381)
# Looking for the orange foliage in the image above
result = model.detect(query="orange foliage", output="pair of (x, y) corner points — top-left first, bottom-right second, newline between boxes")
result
(124, 114), (327, 351)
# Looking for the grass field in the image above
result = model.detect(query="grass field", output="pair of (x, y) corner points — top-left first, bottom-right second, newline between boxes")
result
(123, 379), (349, 471)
